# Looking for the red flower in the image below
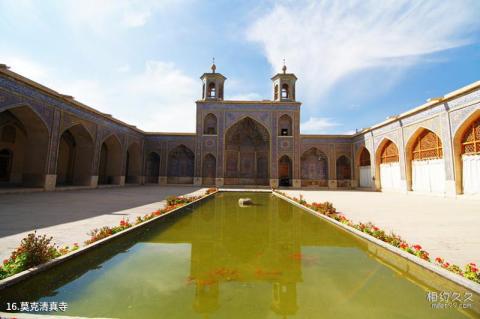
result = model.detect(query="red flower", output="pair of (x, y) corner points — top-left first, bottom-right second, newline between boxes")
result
(443, 262), (450, 268)
(399, 242), (408, 249)
(373, 226), (379, 231)
(469, 262), (477, 267)
(3, 259), (8, 265)
(412, 244), (422, 251)
(435, 257), (444, 263)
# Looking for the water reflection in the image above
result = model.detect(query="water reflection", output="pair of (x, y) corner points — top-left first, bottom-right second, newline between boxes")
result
(146, 193), (355, 317)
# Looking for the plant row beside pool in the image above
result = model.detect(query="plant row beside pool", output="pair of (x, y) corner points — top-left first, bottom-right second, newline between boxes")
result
(273, 190), (480, 284)
(0, 188), (218, 281)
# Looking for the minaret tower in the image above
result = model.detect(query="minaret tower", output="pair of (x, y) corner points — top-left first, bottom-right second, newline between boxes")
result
(200, 58), (226, 101)
(271, 60), (297, 102)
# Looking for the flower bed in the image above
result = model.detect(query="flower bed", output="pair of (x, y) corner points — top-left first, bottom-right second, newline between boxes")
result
(1, 232), (79, 280)
(0, 188), (217, 281)
(275, 191), (480, 284)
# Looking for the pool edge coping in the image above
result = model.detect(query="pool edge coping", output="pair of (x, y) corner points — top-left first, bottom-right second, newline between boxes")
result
(272, 190), (480, 295)
(0, 189), (218, 290)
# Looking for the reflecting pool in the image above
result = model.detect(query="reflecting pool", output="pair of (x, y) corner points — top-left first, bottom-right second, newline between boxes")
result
(0, 192), (476, 318)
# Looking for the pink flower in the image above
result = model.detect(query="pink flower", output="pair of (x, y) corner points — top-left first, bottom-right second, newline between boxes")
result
(469, 262), (477, 267)
(373, 226), (379, 231)
(2, 259), (8, 265)
(412, 244), (422, 251)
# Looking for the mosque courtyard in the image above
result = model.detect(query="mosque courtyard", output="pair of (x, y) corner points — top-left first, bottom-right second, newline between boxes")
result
(0, 186), (478, 268)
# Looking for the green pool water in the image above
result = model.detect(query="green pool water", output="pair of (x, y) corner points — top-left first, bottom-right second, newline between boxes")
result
(0, 192), (477, 318)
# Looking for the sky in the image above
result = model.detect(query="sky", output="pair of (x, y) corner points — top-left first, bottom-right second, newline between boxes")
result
(0, 0), (479, 134)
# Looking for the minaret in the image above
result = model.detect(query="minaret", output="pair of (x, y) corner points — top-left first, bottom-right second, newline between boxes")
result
(271, 60), (297, 102)
(200, 58), (226, 101)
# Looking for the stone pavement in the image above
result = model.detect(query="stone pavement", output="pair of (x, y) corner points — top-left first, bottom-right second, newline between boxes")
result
(283, 189), (480, 266)
(0, 185), (205, 261)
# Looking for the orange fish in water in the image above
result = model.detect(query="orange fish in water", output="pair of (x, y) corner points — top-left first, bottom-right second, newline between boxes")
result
(255, 268), (282, 279)
(288, 252), (319, 265)
(198, 278), (218, 286)
(289, 252), (303, 260)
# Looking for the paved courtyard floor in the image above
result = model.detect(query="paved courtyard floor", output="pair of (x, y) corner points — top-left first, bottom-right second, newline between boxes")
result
(0, 186), (478, 268)
(283, 189), (480, 266)
(0, 185), (205, 261)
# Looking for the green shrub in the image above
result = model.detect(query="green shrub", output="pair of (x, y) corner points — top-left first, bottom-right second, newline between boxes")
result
(15, 232), (58, 269)
(0, 232), (59, 279)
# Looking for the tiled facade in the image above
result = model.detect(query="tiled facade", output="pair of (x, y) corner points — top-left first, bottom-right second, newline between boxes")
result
(0, 64), (479, 195)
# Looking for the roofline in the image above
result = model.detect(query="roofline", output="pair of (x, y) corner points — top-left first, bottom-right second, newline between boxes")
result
(0, 65), (145, 134)
(144, 132), (196, 136)
(271, 73), (297, 80)
(196, 100), (301, 105)
(200, 72), (227, 80)
(301, 134), (352, 139)
(352, 80), (480, 137)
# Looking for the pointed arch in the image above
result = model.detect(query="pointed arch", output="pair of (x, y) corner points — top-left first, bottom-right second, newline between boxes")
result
(405, 127), (445, 193)
(98, 134), (123, 185)
(355, 146), (372, 188)
(207, 82), (216, 98)
(203, 113), (217, 135)
(202, 153), (216, 185)
(224, 116), (270, 185)
(453, 109), (480, 194)
(145, 151), (160, 184)
(281, 83), (289, 99)
(374, 138), (401, 191)
(278, 154), (292, 186)
(336, 155), (351, 188)
(56, 123), (94, 186)
(0, 105), (49, 187)
(167, 144), (194, 184)
(126, 142), (142, 184)
(278, 114), (292, 136)
(301, 147), (328, 187)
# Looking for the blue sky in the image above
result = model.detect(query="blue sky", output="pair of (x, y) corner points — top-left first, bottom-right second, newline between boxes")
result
(0, 0), (479, 133)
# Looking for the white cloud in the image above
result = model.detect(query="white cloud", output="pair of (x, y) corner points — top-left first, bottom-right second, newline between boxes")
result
(2, 56), (199, 132)
(123, 10), (151, 27)
(300, 117), (339, 134)
(248, 0), (480, 106)
(62, 0), (187, 32)
(120, 60), (198, 132)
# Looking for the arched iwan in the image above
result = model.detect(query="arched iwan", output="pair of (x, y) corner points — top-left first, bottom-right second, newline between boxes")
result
(301, 148), (328, 187)
(278, 155), (292, 186)
(336, 155), (351, 188)
(202, 153), (216, 185)
(0, 105), (49, 188)
(224, 117), (270, 186)
(98, 134), (123, 185)
(453, 111), (480, 194)
(56, 124), (95, 187)
(167, 145), (194, 184)
(145, 152), (160, 184)
(356, 147), (372, 188)
(126, 142), (142, 184)
(406, 128), (445, 194)
(375, 139), (401, 191)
